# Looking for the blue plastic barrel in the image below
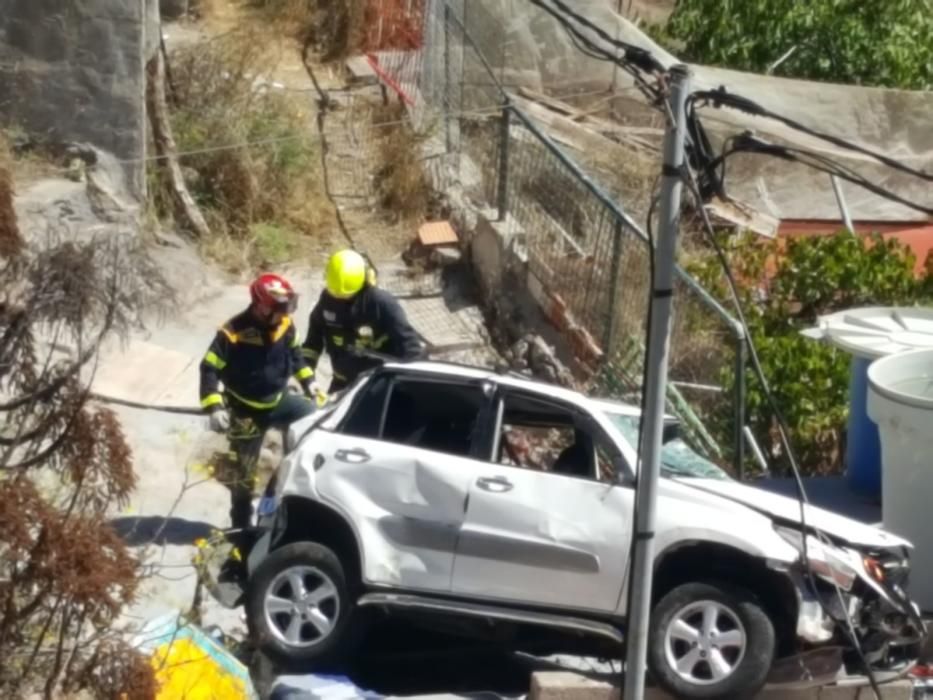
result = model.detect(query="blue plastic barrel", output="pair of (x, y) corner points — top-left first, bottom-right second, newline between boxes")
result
(846, 355), (882, 500)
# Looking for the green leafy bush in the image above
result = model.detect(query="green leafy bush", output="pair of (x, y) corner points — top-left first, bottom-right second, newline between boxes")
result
(688, 230), (932, 474)
(653, 0), (933, 90)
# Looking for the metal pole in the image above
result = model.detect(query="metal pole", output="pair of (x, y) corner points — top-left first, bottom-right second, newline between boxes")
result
(831, 174), (855, 234)
(622, 64), (691, 700)
(734, 334), (747, 479)
(497, 103), (511, 221)
(443, 4), (451, 153)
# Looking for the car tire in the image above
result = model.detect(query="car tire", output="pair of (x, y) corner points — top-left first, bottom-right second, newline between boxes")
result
(246, 542), (360, 669)
(648, 581), (775, 700)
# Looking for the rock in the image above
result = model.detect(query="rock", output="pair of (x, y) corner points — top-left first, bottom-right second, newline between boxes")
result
(0, 0), (161, 200)
(430, 246), (463, 266)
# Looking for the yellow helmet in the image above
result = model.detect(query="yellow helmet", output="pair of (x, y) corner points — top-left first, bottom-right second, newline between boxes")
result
(325, 249), (368, 299)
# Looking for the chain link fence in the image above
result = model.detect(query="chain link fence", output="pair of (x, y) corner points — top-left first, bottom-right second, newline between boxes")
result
(357, 0), (749, 473)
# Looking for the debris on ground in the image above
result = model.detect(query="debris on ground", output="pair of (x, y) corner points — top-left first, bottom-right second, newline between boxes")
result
(504, 333), (576, 387)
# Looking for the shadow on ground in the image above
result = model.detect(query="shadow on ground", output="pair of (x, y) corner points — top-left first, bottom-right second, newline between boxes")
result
(110, 515), (216, 546)
(253, 620), (535, 699)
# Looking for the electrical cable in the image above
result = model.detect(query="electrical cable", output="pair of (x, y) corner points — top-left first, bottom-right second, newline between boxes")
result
(690, 88), (933, 183)
(526, 0), (664, 106)
(300, 35), (360, 251)
(88, 393), (203, 415)
(710, 132), (933, 217)
(678, 164), (886, 700)
(531, 0), (667, 74)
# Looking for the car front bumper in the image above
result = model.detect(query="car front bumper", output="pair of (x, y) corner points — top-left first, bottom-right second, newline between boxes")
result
(791, 570), (926, 670)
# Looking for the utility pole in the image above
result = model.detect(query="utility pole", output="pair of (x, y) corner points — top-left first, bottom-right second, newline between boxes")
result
(622, 63), (691, 700)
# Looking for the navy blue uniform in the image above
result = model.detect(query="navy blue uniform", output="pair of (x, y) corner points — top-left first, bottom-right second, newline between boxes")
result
(302, 286), (423, 390)
(199, 310), (315, 528)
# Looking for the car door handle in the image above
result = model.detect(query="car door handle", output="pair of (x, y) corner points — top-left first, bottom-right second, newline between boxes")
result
(477, 476), (513, 493)
(335, 448), (370, 464)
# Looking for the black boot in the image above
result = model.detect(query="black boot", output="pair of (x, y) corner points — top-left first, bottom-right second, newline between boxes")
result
(229, 489), (254, 530)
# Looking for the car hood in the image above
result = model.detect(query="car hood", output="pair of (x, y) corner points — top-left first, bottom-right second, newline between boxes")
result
(678, 478), (911, 550)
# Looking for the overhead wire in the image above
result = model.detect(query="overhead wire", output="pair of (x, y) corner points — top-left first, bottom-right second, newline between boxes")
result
(690, 88), (933, 182)
(526, 0), (664, 106)
(711, 133), (933, 217)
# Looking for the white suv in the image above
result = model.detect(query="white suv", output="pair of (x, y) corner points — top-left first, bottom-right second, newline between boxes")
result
(207, 362), (924, 700)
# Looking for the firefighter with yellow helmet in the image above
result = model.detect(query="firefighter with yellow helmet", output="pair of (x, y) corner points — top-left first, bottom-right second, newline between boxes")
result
(302, 249), (424, 392)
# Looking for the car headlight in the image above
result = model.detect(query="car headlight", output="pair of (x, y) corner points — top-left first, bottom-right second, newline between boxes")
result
(775, 526), (858, 591)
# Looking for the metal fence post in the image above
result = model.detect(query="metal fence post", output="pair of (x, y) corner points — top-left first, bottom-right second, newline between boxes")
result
(443, 3), (451, 153)
(734, 332), (747, 479)
(604, 219), (624, 355)
(497, 103), (511, 221)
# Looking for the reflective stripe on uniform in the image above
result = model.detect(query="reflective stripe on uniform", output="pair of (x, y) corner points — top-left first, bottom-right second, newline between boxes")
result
(372, 334), (390, 349)
(294, 366), (313, 381)
(302, 348), (320, 361)
(290, 332), (300, 348)
(203, 351), (226, 370)
(226, 387), (283, 410)
(220, 326), (238, 343)
(201, 393), (223, 409)
(332, 335), (344, 347)
(271, 316), (292, 343)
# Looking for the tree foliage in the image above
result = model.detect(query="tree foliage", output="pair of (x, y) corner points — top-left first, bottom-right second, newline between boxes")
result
(688, 230), (933, 475)
(1, 148), (170, 697)
(656, 0), (933, 90)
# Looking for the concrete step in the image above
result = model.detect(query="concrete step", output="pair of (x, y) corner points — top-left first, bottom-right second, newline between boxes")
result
(528, 672), (914, 700)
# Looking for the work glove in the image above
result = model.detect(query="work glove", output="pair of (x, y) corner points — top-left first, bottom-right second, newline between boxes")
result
(300, 379), (328, 407)
(208, 407), (230, 434)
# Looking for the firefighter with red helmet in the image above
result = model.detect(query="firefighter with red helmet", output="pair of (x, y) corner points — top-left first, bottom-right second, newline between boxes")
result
(199, 273), (316, 529)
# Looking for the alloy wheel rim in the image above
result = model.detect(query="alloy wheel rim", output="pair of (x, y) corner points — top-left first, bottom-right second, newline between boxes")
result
(263, 565), (340, 648)
(663, 599), (747, 685)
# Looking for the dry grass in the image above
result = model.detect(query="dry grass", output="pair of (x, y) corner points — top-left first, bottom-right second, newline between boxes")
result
(155, 27), (335, 271)
(371, 102), (432, 224)
(249, 0), (366, 60)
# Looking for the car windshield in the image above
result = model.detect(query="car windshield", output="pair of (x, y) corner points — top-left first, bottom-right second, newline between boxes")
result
(604, 411), (731, 480)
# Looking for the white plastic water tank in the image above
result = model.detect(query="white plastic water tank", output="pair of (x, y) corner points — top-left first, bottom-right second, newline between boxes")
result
(803, 307), (933, 499)
(867, 347), (933, 611)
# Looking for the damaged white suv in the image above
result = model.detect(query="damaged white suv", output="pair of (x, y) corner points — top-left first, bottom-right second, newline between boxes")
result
(208, 362), (924, 700)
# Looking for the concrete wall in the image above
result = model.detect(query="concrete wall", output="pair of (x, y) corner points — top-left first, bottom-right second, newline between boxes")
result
(528, 672), (914, 700)
(0, 0), (161, 199)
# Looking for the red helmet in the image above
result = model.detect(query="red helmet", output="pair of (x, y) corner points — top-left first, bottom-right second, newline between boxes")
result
(250, 274), (297, 314)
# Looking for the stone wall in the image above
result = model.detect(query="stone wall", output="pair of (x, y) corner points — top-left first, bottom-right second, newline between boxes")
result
(0, 0), (161, 199)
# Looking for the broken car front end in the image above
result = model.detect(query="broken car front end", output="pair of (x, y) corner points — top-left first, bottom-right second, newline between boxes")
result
(774, 526), (925, 676)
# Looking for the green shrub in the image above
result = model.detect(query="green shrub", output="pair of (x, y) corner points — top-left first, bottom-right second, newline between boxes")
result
(652, 0), (933, 90)
(688, 230), (933, 475)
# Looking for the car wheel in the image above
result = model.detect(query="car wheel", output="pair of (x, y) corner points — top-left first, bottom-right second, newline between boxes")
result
(246, 542), (358, 668)
(648, 582), (775, 700)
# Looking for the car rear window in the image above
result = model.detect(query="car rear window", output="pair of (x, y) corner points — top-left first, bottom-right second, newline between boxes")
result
(381, 379), (486, 458)
(339, 373), (487, 459)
